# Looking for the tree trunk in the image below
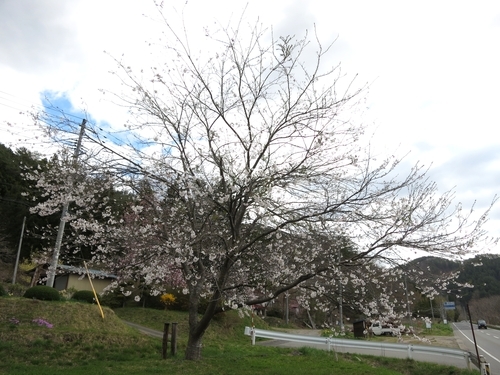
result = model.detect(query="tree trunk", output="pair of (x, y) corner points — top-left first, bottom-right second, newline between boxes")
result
(184, 285), (209, 360)
(184, 286), (223, 360)
(307, 309), (317, 329)
(185, 334), (203, 360)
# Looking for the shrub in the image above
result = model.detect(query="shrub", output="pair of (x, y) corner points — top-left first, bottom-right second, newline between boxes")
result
(266, 308), (284, 318)
(160, 293), (176, 309)
(23, 286), (61, 301)
(6, 283), (27, 297)
(99, 291), (126, 308)
(142, 294), (164, 310)
(0, 283), (6, 297)
(59, 287), (78, 300)
(71, 290), (95, 303)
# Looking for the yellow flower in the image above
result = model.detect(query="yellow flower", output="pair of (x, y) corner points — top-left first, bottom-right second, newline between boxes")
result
(160, 293), (176, 307)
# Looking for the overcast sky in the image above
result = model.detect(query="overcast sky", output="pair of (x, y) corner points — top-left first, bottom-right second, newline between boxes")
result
(1, 0), (499, 254)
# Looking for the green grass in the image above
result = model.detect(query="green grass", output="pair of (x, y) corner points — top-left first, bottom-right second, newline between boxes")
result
(420, 322), (454, 336)
(0, 297), (478, 375)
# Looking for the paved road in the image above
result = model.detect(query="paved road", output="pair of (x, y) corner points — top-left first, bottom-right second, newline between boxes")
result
(453, 322), (500, 375)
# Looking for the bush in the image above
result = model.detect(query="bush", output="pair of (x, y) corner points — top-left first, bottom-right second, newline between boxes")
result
(0, 283), (6, 297)
(71, 290), (95, 304)
(266, 308), (284, 318)
(23, 286), (61, 301)
(59, 287), (78, 300)
(8, 283), (27, 297)
(99, 291), (126, 308)
(142, 294), (164, 310)
(160, 293), (176, 308)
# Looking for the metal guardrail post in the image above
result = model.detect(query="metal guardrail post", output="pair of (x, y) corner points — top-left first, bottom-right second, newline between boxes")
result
(407, 344), (413, 360)
(465, 352), (472, 370)
(480, 355), (491, 375)
(480, 362), (491, 375)
(326, 338), (331, 352)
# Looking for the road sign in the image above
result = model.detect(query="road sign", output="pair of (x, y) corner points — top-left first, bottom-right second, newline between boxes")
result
(444, 302), (455, 310)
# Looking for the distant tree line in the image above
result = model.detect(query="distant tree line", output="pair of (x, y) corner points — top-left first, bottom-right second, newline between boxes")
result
(0, 143), (132, 265)
(0, 143), (51, 262)
(1, 141), (499, 328)
(406, 254), (500, 307)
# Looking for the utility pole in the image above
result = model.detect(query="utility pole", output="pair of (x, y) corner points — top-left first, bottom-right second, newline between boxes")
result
(403, 272), (412, 326)
(285, 292), (289, 324)
(46, 119), (86, 288)
(338, 248), (344, 331)
(430, 297), (435, 320)
(12, 216), (26, 284)
(466, 303), (481, 366)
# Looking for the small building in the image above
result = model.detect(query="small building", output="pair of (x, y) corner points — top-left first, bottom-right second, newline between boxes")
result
(353, 319), (366, 338)
(30, 264), (116, 294)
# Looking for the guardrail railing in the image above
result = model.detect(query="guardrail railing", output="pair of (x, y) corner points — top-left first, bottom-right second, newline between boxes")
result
(244, 326), (473, 369)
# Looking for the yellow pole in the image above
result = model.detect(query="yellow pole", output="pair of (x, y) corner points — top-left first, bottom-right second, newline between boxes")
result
(84, 261), (105, 319)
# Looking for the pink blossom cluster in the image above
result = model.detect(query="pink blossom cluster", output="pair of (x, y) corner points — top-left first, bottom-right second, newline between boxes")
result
(32, 318), (54, 328)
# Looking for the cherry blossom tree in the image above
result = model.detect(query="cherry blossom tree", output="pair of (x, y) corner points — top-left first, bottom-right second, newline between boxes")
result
(24, 146), (133, 267)
(29, 14), (495, 360)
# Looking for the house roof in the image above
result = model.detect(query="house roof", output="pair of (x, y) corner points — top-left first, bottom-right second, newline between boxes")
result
(57, 265), (117, 279)
(28, 264), (116, 279)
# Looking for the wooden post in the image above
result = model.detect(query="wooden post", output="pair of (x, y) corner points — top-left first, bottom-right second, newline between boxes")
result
(83, 261), (105, 319)
(171, 322), (178, 356)
(162, 323), (170, 359)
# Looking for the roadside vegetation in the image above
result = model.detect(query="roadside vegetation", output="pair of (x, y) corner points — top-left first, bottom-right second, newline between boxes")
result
(0, 297), (478, 375)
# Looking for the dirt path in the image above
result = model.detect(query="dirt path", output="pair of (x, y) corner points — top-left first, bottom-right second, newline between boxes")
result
(123, 321), (164, 338)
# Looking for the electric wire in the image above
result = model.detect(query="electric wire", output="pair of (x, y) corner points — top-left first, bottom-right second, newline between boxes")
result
(0, 89), (131, 155)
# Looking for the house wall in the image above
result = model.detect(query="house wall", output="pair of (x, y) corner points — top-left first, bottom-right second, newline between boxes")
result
(66, 275), (113, 294)
(54, 275), (69, 291)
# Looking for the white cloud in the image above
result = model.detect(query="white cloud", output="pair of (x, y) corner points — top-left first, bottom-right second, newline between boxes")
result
(1, 0), (499, 251)
(0, 0), (82, 73)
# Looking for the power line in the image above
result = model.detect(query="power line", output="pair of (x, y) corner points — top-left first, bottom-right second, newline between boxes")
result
(0, 90), (144, 162)
(0, 90), (88, 122)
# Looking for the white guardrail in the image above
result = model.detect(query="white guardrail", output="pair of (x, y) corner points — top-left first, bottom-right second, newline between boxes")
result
(244, 326), (473, 369)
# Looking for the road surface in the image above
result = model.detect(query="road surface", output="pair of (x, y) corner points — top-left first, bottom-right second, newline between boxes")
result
(453, 321), (500, 375)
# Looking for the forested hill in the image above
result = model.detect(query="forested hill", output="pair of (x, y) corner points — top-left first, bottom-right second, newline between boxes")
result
(408, 256), (460, 275)
(0, 143), (132, 266)
(0, 143), (49, 262)
(409, 254), (500, 303)
(458, 254), (500, 301)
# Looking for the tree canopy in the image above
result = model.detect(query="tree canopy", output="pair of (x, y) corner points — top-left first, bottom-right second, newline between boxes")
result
(0, 144), (53, 262)
(27, 13), (495, 360)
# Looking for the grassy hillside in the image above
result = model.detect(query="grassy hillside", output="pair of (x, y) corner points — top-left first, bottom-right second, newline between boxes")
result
(0, 297), (477, 375)
(0, 298), (161, 375)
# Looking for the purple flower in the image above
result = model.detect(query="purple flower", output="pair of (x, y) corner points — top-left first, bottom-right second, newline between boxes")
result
(9, 317), (20, 325)
(32, 318), (53, 328)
